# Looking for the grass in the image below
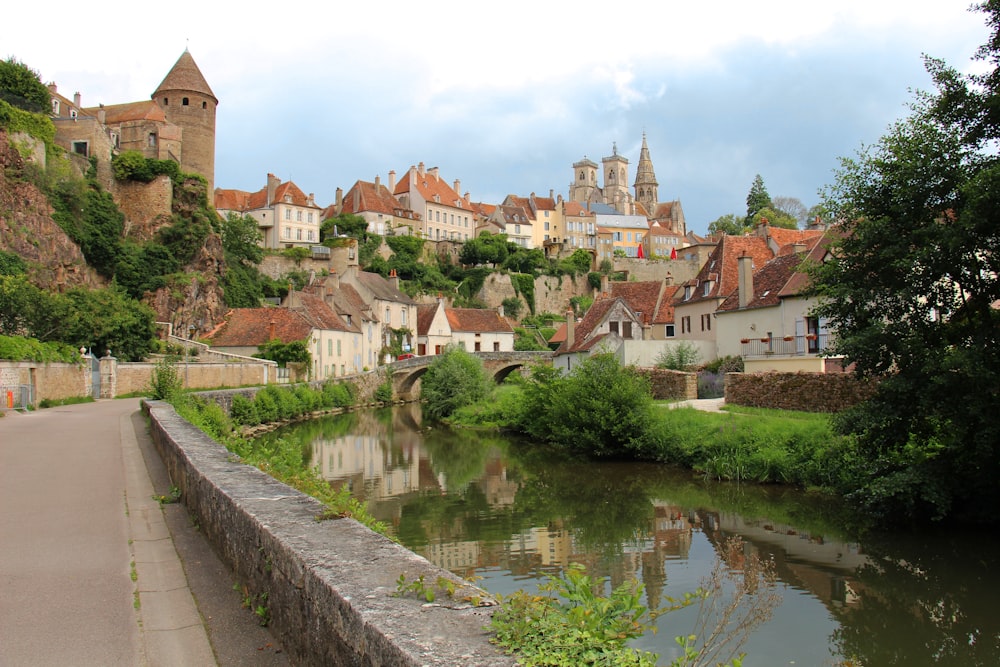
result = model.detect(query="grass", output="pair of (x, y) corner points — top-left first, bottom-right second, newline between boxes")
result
(38, 395), (95, 408)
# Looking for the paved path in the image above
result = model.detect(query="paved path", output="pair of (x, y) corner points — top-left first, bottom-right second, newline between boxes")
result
(667, 397), (727, 412)
(0, 400), (288, 666)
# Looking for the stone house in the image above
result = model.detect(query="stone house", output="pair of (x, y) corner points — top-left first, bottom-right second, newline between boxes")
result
(326, 177), (421, 236)
(336, 266), (419, 360)
(215, 174), (323, 250)
(415, 299), (452, 357)
(552, 297), (644, 373)
(715, 234), (839, 372)
(392, 163), (476, 242)
(484, 204), (534, 249)
(445, 307), (514, 353)
(501, 192), (560, 248)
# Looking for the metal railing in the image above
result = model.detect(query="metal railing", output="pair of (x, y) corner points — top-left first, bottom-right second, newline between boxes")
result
(739, 336), (823, 358)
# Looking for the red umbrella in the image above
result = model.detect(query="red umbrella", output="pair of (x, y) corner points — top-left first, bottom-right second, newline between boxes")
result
(637, 243), (644, 259)
(670, 246), (677, 260)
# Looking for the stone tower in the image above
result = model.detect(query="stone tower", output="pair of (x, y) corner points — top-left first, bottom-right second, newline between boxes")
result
(633, 133), (659, 213)
(601, 143), (630, 212)
(569, 156), (599, 205)
(152, 49), (218, 193)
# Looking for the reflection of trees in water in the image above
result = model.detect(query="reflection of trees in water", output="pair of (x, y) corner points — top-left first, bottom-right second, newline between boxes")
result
(830, 530), (1000, 667)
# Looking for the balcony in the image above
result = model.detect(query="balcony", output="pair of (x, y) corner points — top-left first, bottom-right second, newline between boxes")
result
(739, 335), (824, 358)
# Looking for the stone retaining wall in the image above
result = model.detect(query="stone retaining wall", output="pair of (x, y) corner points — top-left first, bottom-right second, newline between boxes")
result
(725, 371), (877, 413)
(635, 368), (698, 400)
(143, 400), (514, 666)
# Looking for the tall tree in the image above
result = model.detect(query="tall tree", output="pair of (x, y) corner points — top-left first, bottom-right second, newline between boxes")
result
(745, 174), (772, 225)
(809, 1), (1000, 524)
(0, 57), (51, 112)
(707, 213), (747, 236)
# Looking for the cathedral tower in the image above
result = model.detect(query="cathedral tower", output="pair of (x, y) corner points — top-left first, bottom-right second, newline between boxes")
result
(602, 143), (630, 213)
(153, 50), (218, 193)
(569, 156), (599, 205)
(633, 133), (659, 213)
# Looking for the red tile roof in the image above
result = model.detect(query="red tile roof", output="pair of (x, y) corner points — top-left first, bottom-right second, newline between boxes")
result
(88, 100), (166, 124)
(611, 282), (661, 325)
(338, 180), (410, 217)
(153, 50), (218, 103)
(287, 291), (357, 332)
(717, 252), (804, 312)
(394, 166), (474, 212)
(674, 235), (773, 307)
(555, 299), (619, 354)
(445, 308), (514, 333)
(416, 302), (443, 336)
(205, 308), (312, 347)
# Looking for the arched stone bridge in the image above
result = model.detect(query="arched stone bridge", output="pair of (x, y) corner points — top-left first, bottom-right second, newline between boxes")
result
(388, 351), (553, 401)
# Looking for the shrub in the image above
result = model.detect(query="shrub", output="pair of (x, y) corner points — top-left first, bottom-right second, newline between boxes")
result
(421, 346), (492, 420)
(230, 394), (259, 426)
(148, 358), (183, 400)
(655, 341), (701, 371)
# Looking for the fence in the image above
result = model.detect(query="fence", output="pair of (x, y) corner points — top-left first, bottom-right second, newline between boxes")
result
(0, 385), (32, 410)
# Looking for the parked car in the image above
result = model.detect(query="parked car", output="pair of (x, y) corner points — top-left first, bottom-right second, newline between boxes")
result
(397, 353), (415, 360)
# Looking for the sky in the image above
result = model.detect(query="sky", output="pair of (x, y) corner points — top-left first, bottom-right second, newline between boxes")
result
(3, 1), (991, 235)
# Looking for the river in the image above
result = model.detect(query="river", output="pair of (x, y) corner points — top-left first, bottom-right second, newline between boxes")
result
(256, 404), (1000, 666)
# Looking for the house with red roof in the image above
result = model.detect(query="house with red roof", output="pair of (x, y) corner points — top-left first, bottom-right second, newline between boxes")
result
(501, 192), (560, 248)
(325, 176), (421, 236)
(392, 163), (476, 242)
(416, 299), (452, 356)
(445, 308), (515, 353)
(203, 286), (361, 381)
(484, 204), (534, 248)
(215, 173), (323, 250)
(715, 233), (840, 372)
(336, 266), (419, 360)
(552, 297), (644, 372)
(670, 235), (775, 362)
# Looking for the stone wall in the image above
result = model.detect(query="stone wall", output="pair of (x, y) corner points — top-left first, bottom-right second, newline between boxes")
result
(0, 361), (88, 403)
(143, 400), (513, 667)
(613, 257), (701, 285)
(725, 371), (877, 413)
(110, 175), (173, 242)
(635, 368), (698, 400)
(115, 361), (273, 396)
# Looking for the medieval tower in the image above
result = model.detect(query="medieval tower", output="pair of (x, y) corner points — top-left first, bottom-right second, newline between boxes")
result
(601, 142), (630, 211)
(633, 133), (659, 213)
(152, 50), (217, 193)
(569, 156), (600, 205)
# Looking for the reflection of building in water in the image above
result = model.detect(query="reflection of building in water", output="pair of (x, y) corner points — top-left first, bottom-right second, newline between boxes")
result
(312, 434), (422, 502)
(422, 539), (481, 578)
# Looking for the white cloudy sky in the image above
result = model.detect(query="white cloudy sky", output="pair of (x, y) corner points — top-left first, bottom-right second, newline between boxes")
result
(4, 1), (991, 234)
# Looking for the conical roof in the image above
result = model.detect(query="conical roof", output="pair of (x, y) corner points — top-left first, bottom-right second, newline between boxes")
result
(152, 49), (217, 103)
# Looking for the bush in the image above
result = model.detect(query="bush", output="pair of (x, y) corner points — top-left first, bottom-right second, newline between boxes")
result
(230, 394), (259, 426)
(655, 341), (701, 371)
(148, 358), (183, 400)
(421, 346), (493, 420)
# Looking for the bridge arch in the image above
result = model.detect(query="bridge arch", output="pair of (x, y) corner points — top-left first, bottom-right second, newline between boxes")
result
(387, 351), (553, 401)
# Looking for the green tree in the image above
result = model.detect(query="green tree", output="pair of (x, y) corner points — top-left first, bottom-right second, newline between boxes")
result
(748, 205), (798, 230)
(810, 1), (1000, 523)
(255, 339), (311, 368)
(321, 212), (369, 243)
(420, 346), (493, 420)
(745, 174), (772, 226)
(459, 232), (509, 267)
(0, 57), (51, 113)
(707, 213), (748, 236)
(221, 212), (264, 265)
(0, 250), (26, 276)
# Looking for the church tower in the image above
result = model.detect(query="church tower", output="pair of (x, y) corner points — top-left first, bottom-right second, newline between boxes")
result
(633, 133), (659, 213)
(152, 50), (218, 193)
(602, 143), (630, 213)
(569, 156), (600, 205)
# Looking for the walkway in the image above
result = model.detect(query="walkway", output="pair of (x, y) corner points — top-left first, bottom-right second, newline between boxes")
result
(0, 399), (288, 666)
(668, 397), (727, 412)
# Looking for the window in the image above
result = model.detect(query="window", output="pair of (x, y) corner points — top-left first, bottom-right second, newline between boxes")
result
(307, 230), (315, 241)
(609, 321), (619, 335)
(296, 229), (302, 240)
(283, 227), (290, 239)
(328, 340), (332, 355)
(701, 314), (712, 331)
(202, 101), (207, 109)
(70, 108), (78, 119)
(337, 340), (342, 356)
(515, 224), (521, 234)
(623, 321), (633, 338)
(474, 341), (481, 352)
(296, 211), (302, 222)
(544, 221), (550, 231)
(436, 211), (440, 222)
(665, 324), (675, 337)
(402, 309), (407, 326)
(385, 307), (391, 325)
(51, 99), (60, 114)
(182, 97), (189, 106)
(703, 281), (712, 296)
(684, 286), (692, 300)
(681, 316), (691, 334)
(285, 209), (291, 220)
(148, 132), (157, 147)
(308, 212), (314, 223)
(72, 141), (88, 157)
(163, 97), (168, 106)
(493, 341), (500, 351)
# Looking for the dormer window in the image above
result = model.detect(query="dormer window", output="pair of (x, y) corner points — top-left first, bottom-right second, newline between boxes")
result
(51, 99), (60, 115)
(684, 285), (692, 300)
(69, 109), (77, 119)
(703, 281), (713, 296)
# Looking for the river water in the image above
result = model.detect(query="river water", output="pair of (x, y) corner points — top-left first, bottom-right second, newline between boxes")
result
(257, 404), (1000, 666)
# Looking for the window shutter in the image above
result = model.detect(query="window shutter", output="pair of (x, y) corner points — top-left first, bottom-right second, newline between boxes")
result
(795, 318), (806, 354)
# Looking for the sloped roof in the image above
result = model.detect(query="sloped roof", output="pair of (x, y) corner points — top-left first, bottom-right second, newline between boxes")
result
(394, 166), (473, 212)
(213, 177), (315, 212)
(288, 291), (357, 332)
(555, 298), (621, 354)
(778, 232), (838, 297)
(214, 188), (253, 211)
(532, 195), (556, 211)
(357, 271), (418, 305)
(764, 225), (824, 251)
(416, 303), (443, 336)
(674, 235), (773, 307)
(611, 282), (661, 325)
(205, 308), (312, 347)
(717, 252), (805, 312)
(340, 180), (408, 216)
(152, 50), (218, 103)
(562, 201), (594, 217)
(445, 308), (514, 333)
(336, 283), (375, 320)
(89, 100), (166, 124)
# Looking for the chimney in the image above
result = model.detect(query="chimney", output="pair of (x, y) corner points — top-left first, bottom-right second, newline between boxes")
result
(454, 179), (461, 194)
(738, 252), (754, 309)
(307, 193), (315, 206)
(418, 162), (425, 177)
(550, 189), (554, 199)
(601, 273), (610, 295)
(268, 319), (276, 341)
(664, 272), (673, 286)
(497, 303), (505, 319)
(793, 242), (806, 255)
(566, 309), (575, 349)
(389, 268), (400, 290)
(389, 170), (396, 191)
(47, 83), (57, 94)
(353, 187), (360, 211)
(328, 271), (340, 290)
(429, 166), (439, 180)
(335, 187), (343, 209)
(266, 173), (279, 207)
(375, 175), (381, 190)
(74, 92), (81, 107)
(97, 107), (105, 124)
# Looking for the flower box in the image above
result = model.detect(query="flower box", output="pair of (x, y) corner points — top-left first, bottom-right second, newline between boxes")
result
(740, 338), (750, 344)
(760, 338), (770, 343)
(806, 334), (818, 341)
(783, 336), (794, 341)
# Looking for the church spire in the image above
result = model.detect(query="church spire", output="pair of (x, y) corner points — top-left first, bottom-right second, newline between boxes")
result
(634, 132), (659, 213)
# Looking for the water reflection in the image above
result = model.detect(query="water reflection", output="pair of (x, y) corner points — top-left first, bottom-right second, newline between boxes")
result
(256, 405), (1000, 667)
